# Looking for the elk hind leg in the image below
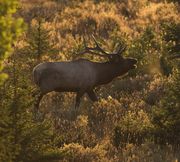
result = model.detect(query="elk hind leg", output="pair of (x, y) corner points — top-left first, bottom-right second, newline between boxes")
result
(34, 92), (45, 112)
(87, 89), (98, 102)
(33, 92), (47, 121)
(75, 91), (85, 109)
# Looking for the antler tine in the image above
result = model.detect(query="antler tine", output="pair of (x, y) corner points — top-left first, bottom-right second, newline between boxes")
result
(76, 36), (86, 55)
(92, 35), (99, 48)
(83, 36), (87, 48)
(116, 43), (127, 55)
(92, 35), (109, 55)
(76, 36), (111, 58)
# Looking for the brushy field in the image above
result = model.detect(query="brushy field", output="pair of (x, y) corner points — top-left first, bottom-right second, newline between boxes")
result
(0, 0), (180, 161)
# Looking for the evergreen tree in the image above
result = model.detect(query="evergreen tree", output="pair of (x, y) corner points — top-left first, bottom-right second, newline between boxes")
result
(26, 18), (57, 63)
(0, 1), (62, 161)
(0, 46), (63, 162)
(0, 0), (23, 161)
(0, 0), (24, 85)
(152, 68), (180, 145)
(160, 22), (180, 76)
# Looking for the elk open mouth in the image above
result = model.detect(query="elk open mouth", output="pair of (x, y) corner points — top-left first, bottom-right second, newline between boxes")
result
(131, 59), (137, 69)
(132, 64), (137, 69)
(131, 62), (137, 69)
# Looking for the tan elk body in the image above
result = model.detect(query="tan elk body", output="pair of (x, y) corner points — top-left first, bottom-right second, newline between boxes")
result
(33, 36), (137, 110)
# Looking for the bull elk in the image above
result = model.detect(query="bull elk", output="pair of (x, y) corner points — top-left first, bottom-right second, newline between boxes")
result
(33, 36), (137, 112)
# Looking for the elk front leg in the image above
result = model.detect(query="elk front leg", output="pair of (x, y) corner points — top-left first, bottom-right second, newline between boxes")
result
(34, 92), (45, 112)
(32, 88), (41, 97)
(87, 89), (98, 102)
(33, 92), (47, 121)
(75, 91), (85, 109)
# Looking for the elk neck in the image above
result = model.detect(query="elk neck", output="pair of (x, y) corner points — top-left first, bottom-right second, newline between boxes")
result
(94, 62), (127, 86)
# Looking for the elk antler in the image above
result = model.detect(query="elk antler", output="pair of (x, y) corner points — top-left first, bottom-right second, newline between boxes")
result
(116, 43), (127, 55)
(91, 35), (109, 55)
(77, 36), (114, 59)
(77, 35), (126, 60)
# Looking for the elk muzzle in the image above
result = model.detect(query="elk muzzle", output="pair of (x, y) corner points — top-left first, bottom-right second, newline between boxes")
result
(129, 58), (137, 69)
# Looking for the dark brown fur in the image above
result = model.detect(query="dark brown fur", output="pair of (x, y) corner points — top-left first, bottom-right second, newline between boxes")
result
(33, 58), (137, 110)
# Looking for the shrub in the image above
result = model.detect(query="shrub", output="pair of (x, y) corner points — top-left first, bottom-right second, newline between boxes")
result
(88, 97), (123, 138)
(113, 110), (153, 148)
(59, 143), (107, 162)
(152, 69), (180, 146)
(145, 75), (165, 105)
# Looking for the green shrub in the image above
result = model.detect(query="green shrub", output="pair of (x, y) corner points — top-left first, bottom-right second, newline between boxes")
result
(152, 69), (180, 146)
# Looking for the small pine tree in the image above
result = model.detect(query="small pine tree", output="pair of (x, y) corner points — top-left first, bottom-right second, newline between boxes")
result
(26, 18), (57, 63)
(160, 22), (180, 76)
(163, 22), (180, 56)
(152, 68), (180, 146)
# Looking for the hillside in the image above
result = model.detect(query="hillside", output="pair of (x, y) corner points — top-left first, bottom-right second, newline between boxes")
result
(0, 0), (180, 161)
